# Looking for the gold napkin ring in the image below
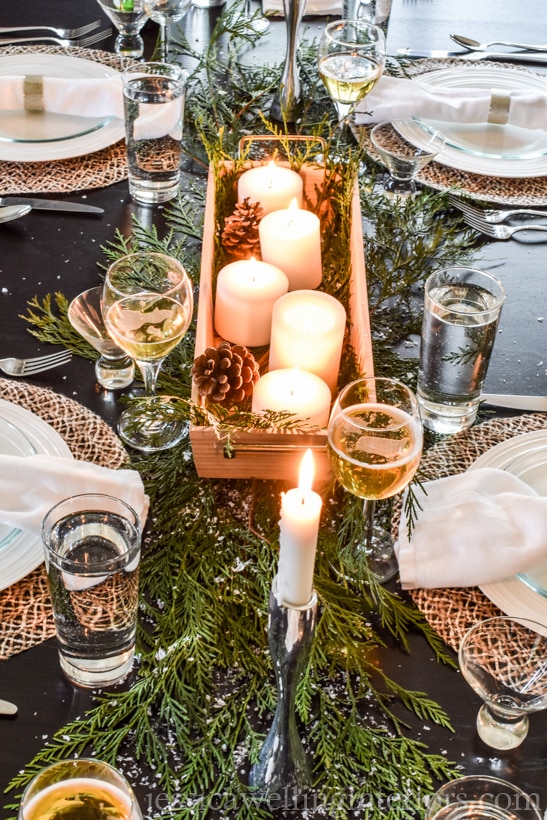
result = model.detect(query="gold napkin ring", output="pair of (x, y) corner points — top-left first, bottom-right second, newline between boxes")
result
(488, 88), (511, 125)
(23, 75), (44, 113)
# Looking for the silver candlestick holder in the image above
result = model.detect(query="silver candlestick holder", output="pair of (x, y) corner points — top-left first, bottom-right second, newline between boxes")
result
(270, 0), (307, 123)
(249, 576), (318, 803)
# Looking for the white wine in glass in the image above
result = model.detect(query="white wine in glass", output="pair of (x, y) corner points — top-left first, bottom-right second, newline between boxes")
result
(318, 19), (386, 130)
(104, 252), (194, 453)
(328, 376), (423, 582)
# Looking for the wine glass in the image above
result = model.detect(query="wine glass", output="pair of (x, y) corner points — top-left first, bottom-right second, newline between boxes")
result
(318, 19), (386, 134)
(327, 376), (423, 583)
(18, 758), (143, 820)
(370, 120), (445, 197)
(142, 0), (192, 61)
(103, 252), (194, 453)
(459, 615), (547, 750)
(68, 286), (135, 391)
(95, 0), (148, 57)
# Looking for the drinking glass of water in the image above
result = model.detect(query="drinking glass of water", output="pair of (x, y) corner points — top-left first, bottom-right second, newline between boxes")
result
(417, 267), (505, 435)
(18, 758), (142, 820)
(42, 493), (141, 689)
(122, 62), (188, 205)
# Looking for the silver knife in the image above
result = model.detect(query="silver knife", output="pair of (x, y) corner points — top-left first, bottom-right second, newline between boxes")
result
(0, 698), (17, 716)
(481, 393), (547, 411)
(0, 196), (104, 215)
(396, 48), (547, 64)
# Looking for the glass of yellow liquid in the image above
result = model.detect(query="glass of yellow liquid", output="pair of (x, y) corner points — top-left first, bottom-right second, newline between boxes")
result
(18, 758), (142, 820)
(318, 19), (386, 134)
(104, 252), (194, 453)
(327, 376), (423, 583)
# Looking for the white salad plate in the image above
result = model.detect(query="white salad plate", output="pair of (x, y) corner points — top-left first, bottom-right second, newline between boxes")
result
(397, 66), (547, 178)
(0, 53), (123, 161)
(470, 430), (547, 635)
(0, 398), (73, 591)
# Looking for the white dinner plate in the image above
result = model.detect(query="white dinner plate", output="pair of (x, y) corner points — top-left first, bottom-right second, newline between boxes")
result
(0, 398), (73, 591)
(0, 54), (124, 162)
(469, 430), (547, 635)
(396, 66), (547, 178)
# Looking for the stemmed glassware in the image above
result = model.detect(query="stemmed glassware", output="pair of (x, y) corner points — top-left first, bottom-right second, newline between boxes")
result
(95, 0), (148, 57)
(327, 376), (423, 583)
(68, 286), (135, 391)
(370, 120), (445, 197)
(318, 19), (386, 135)
(103, 252), (194, 452)
(459, 615), (547, 750)
(142, 0), (192, 61)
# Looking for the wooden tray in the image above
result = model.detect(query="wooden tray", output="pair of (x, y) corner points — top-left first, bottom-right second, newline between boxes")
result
(190, 159), (374, 482)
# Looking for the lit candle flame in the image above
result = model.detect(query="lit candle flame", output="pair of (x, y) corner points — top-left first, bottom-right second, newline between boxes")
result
(298, 449), (315, 497)
(266, 161), (277, 189)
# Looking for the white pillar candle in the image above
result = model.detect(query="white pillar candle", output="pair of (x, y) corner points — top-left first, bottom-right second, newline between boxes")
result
(237, 161), (304, 216)
(214, 258), (289, 348)
(259, 200), (322, 291)
(278, 449), (322, 607)
(252, 368), (331, 429)
(269, 290), (347, 394)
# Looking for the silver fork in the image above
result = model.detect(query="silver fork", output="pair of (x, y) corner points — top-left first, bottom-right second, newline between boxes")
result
(460, 212), (547, 240)
(449, 195), (547, 224)
(0, 20), (101, 38)
(0, 28), (112, 48)
(0, 350), (72, 377)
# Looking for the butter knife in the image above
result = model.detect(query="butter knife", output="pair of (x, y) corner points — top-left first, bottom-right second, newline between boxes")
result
(481, 393), (547, 412)
(396, 48), (547, 64)
(0, 698), (17, 716)
(0, 196), (104, 215)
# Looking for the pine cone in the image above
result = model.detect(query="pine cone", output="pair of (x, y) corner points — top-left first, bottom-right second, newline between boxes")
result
(192, 341), (260, 407)
(220, 197), (264, 260)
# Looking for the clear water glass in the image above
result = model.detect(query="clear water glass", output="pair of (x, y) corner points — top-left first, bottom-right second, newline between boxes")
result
(417, 266), (505, 435)
(122, 62), (187, 205)
(426, 775), (543, 820)
(42, 494), (141, 689)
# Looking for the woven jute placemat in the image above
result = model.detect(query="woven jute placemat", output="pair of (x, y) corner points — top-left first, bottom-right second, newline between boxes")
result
(0, 378), (127, 660)
(0, 45), (134, 194)
(404, 411), (547, 652)
(356, 58), (547, 207)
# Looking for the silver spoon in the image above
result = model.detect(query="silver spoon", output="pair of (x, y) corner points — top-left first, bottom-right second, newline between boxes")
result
(0, 698), (17, 716)
(0, 204), (31, 224)
(450, 34), (547, 52)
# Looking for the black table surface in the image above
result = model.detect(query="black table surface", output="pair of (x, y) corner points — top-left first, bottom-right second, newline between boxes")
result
(0, 0), (546, 815)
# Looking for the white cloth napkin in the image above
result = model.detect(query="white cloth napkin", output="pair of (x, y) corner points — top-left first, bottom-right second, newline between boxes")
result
(0, 75), (180, 140)
(395, 467), (547, 589)
(0, 75), (124, 119)
(0, 453), (148, 535)
(262, 0), (342, 15)
(354, 75), (547, 129)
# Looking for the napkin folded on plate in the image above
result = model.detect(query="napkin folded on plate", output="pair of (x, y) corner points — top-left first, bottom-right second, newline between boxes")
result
(395, 467), (547, 589)
(355, 75), (547, 129)
(262, 0), (342, 15)
(0, 75), (179, 140)
(0, 453), (148, 535)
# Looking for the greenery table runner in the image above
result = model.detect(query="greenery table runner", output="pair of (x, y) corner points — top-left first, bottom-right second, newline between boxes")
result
(4, 10), (488, 819)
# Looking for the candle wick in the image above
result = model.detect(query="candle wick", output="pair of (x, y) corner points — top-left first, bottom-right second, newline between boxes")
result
(300, 494), (305, 505)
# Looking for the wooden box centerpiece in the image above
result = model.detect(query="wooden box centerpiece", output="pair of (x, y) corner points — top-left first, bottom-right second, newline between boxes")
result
(190, 137), (374, 482)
